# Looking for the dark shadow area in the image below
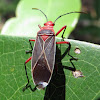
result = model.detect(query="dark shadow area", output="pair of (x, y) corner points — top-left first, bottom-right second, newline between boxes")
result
(97, 98), (100, 100)
(44, 44), (77, 100)
(44, 45), (65, 100)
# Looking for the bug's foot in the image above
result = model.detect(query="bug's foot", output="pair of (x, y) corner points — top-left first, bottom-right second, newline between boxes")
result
(71, 57), (78, 61)
(25, 50), (32, 54)
(23, 83), (30, 92)
(23, 87), (26, 92)
(23, 86), (27, 92)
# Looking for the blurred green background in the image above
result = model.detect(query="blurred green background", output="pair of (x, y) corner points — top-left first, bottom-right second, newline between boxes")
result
(0, 0), (100, 44)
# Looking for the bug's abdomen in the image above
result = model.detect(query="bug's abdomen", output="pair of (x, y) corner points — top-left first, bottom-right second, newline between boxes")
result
(33, 53), (51, 85)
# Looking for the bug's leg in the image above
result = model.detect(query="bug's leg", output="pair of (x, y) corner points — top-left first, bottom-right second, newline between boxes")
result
(26, 39), (35, 54)
(56, 41), (77, 58)
(61, 26), (66, 41)
(23, 83), (37, 92)
(23, 56), (32, 91)
(70, 58), (76, 71)
(56, 26), (78, 69)
(55, 25), (66, 40)
(56, 41), (77, 69)
(56, 26), (76, 59)
(23, 56), (37, 92)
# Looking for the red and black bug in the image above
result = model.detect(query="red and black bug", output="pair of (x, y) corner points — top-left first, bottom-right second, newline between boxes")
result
(23, 8), (83, 92)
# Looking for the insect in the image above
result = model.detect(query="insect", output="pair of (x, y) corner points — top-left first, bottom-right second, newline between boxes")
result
(23, 8), (84, 92)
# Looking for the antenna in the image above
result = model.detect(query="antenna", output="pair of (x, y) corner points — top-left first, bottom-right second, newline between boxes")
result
(54, 11), (87, 24)
(32, 8), (48, 22)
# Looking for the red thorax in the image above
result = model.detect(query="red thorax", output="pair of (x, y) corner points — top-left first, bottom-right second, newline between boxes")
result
(38, 21), (55, 41)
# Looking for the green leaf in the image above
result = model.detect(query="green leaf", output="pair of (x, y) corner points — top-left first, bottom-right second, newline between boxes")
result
(1, 0), (81, 38)
(0, 35), (100, 100)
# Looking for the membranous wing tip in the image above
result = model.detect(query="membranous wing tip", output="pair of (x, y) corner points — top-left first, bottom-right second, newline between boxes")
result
(37, 82), (48, 89)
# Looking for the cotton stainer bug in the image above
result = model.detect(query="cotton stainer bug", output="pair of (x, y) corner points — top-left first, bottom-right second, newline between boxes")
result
(23, 8), (85, 92)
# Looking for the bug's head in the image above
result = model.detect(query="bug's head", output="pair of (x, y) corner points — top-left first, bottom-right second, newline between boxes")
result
(44, 21), (54, 26)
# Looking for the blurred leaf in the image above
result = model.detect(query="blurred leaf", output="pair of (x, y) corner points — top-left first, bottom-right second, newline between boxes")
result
(0, 0), (19, 16)
(0, 35), (100, 100)
(94, 0), (100, 19)
(1, 0), (81, 38)
(73, 25), (100, 44)
(76, 26), (100, 36)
